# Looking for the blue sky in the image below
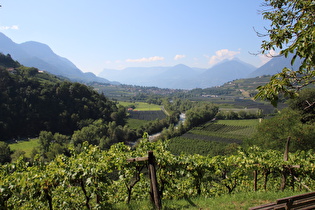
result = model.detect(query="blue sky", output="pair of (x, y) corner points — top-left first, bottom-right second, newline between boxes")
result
(0, 0), (272, 74)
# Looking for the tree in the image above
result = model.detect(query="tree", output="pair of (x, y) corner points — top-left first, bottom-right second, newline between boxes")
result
(71, 119), (108, 147)
(288, 88), (315, 123)
(0, 141), (12, 164)
(37, 131), (69, 160)
(38, 131), (54, 155)
(255, 0), (315, 107)
(251, 108), (315, 151)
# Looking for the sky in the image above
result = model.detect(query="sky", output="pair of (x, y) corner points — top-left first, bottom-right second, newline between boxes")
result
(0, 0), (273, 75)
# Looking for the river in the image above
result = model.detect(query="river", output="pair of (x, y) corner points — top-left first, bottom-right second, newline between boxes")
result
(149, 113), (186, 141)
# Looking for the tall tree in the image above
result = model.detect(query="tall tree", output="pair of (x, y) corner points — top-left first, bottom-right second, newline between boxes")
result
(255, 0), (315, 107)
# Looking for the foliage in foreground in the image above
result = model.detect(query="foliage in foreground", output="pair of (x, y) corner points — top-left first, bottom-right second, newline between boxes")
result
(255, 0), (315, 106)
(1, 139), (315, 209)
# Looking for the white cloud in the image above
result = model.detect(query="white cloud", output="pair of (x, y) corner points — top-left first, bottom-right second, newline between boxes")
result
(209, 49), (240, 65)
(11, 25), (19, 30)
(126, 56), (164, 63)
(258, 50), (279, 65)
(174, 54), (186, 60)
(0, 25), (19, 30)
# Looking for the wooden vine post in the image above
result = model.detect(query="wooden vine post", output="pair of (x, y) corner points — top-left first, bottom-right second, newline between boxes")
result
(281, 137), (309, 191)
(280, 137), (291, 191)
(148, 151), (162, 209)
(253, 170), (258, 192)
(127, 151), (162, 209)
(253, 136), (306, 192)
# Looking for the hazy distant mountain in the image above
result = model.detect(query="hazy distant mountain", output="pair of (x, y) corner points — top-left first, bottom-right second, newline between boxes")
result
(101, 54), (304, 89)
(151, 64), (200, 89)
(198, 59), (256, 87)
(98, 60), (256, 89)
(249, 54), (302, 78)
(99, 66), (169, 86)
(0, 32), (114, 84)
(99, 64), (202, 89)
(192, 67), (208, 74)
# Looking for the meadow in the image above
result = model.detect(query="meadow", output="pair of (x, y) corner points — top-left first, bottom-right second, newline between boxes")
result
(8, 138), (39, 158)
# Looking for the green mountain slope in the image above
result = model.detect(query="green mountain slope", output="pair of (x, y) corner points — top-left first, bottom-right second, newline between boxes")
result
(0, 53), (119, 140)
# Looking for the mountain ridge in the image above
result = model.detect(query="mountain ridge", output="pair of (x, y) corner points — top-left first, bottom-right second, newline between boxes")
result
(98, 55), (300, 89)
(0, 32), (300, 90)
(0, 32), (115, 84)
(98, 59), (257, 89)
(249, 54), (302, 78)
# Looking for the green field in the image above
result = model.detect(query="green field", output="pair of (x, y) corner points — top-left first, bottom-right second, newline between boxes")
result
(167, 137), (235, 156)
(189, 119), (258, 141)
(8, 138), (39, 157)
(118, 101), (162, 111)
(168, 119), (259, 156)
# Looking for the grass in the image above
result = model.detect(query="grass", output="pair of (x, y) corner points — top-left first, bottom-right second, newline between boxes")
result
(112, 191), (307, 210)
(8, 138), (39, 157)
(118, 101), (162, 111)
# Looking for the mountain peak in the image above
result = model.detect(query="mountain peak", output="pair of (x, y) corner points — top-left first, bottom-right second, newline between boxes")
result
(173, 63), (189, 68)
(170, 64), (193, 71)
(20, 41), (55, 57)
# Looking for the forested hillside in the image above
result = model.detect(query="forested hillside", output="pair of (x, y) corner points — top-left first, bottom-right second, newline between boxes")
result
(0, 53), (122, 140)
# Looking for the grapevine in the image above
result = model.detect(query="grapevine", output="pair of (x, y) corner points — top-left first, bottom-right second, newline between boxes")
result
(1, 139), (315, 209)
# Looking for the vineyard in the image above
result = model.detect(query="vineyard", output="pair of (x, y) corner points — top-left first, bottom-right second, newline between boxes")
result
(188, 119), (258, 141)
(125, 118), (148, 130)
(128, 110), (167, 121)
(166, 137), (236, 156)
(118, 101), (162, 111)
(1, 138), (315, 209)
(168, 119), (258, 155)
